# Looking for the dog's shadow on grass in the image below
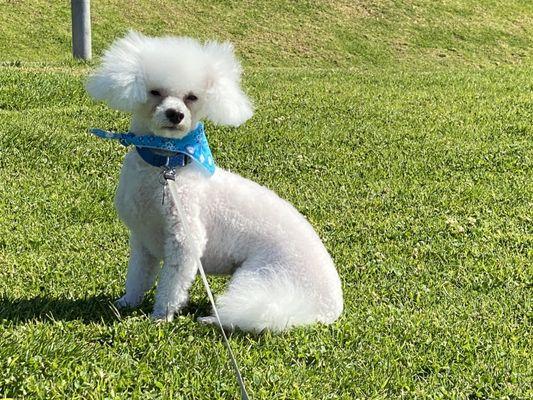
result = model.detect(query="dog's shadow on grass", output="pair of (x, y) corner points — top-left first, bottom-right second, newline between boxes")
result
(0, 295), (211, 325)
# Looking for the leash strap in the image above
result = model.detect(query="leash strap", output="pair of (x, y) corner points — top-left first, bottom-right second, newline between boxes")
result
(164, 171), (250, 400)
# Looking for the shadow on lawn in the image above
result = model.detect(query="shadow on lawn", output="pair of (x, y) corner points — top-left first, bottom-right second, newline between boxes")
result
(0, 295), (211, 325)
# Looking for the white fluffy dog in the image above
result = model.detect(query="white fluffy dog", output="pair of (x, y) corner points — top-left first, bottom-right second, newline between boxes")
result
(86, 31), (343, 332)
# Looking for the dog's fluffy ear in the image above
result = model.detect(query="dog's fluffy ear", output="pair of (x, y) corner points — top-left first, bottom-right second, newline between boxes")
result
(203, 42), (253, 126)
(86, 30), (147, 112)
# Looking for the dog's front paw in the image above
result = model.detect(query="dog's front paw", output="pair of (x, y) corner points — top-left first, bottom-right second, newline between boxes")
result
(198, 315), (234, 332)
(114, 295), (141, 309)
(198, 316), (217, 325)
(151, 309), (176, 323)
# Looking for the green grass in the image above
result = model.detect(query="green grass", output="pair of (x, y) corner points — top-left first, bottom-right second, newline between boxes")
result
(0, 1), (532, 399)
(1, 0), (532, 68)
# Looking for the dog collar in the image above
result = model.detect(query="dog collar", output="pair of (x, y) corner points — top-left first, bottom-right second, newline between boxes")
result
(90, 122), (215, 175)
(135, 147), (189, 169)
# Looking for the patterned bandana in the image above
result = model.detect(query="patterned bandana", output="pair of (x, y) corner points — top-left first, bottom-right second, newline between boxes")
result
(89, 122), (215, 175)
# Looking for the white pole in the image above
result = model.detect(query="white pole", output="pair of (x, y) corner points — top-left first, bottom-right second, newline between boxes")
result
(71, 0), (92, 60)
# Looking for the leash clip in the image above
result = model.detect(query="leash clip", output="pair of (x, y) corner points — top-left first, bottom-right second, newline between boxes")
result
(160, 166), (176, 205)
(162, 166), (176, 182)
(159, 165), (176, 187)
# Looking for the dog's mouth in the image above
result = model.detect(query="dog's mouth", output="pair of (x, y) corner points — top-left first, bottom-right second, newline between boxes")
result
(155, 124), (189, 138)
(160, 125), (188, 135)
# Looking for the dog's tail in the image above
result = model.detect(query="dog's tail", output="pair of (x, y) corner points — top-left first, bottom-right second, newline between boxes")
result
(213, 267), (343, 333)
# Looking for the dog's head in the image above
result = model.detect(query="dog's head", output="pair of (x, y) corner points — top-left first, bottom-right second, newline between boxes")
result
(86, 31), (253, 137)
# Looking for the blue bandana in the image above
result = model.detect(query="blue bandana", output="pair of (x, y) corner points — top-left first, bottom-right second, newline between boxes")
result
(90, 122), (215, 175)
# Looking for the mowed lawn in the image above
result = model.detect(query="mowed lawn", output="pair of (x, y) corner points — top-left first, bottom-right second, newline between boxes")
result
(0, 1), (532, 399)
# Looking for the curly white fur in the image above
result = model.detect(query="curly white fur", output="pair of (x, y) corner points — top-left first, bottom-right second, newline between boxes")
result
(86, 31), (343, 332)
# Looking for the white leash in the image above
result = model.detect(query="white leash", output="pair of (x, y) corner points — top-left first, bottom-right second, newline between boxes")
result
(163, 171), (250, 400)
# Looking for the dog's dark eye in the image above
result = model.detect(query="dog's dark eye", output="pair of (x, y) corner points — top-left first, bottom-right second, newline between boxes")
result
(150, 90), (161, 97)
(185, 93), (198, 102)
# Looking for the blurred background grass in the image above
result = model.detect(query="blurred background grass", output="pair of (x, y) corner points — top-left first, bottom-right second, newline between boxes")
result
(0, 0), (531, 68)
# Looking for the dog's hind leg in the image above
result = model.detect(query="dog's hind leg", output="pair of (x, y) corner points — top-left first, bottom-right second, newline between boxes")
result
(115, 235), (161, 309)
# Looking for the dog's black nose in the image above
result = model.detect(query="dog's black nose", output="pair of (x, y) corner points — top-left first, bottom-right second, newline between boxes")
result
(165, 109), (184, 124)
